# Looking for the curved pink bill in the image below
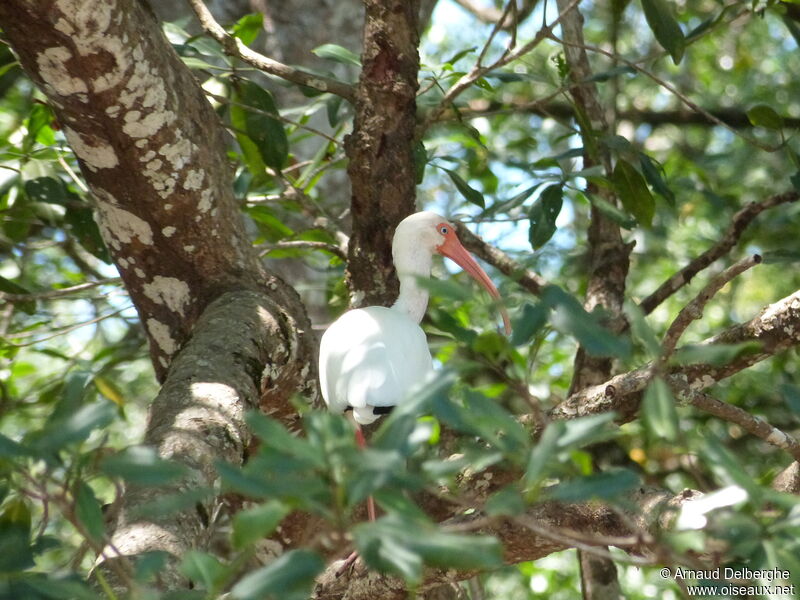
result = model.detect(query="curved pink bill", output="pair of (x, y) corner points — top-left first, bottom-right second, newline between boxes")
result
(437, 228), (512, 336)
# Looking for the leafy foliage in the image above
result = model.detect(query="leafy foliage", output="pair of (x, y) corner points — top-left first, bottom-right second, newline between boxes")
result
(1, 0), (800, 599)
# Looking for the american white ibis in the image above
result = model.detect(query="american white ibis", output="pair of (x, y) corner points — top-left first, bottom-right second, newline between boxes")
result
(319, 210), (511, 441)
(320, 211), (509, 572)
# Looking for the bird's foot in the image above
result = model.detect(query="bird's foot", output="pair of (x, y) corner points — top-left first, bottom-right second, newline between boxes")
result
(335, 550), (360, 577)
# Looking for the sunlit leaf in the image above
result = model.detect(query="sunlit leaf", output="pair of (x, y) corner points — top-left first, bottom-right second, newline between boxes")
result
(443, 168), (485, 208)
(312, 43), (361, 67)
(354, 514), (503, 584)
(528, 184), (563, 250)
(642, 377), (679, 442)
(611, 159), (655, 227)
(75, 482), (105, 543)
(101, 446), (188, 485)
(181, 550), (228, 592)
(230, 549), (324, 600)
(232, 500), (291, 550)
(549, 468), (640, 501)
(640, 0), (685, 64)
(747, 104), (784, 130)
(231, 13), (263, 47)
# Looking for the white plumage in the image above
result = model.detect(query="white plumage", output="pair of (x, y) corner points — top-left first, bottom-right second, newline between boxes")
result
(319, 211), (509, 425)
(319, 306), (433, 424)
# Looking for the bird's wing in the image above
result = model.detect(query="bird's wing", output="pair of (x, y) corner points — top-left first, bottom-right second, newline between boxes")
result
(318, 307), (432, 415)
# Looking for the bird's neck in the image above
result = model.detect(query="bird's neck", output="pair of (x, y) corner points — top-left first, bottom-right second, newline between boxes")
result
(391, 251), (432, 324)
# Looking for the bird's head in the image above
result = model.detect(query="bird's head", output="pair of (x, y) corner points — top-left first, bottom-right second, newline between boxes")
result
(393, 211), (512, 335)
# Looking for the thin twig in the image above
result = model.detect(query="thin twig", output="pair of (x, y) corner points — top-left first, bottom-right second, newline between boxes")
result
(418, 0), (583, 136)
(682, 389), (800, 462)
(186, 0), (355, 103)
(660, 254), (762, 360)
(206, 92), (342, 145)
(640, 191), (799, 315)
(5, 306), (130, 344)
(259, 240), (347, 260)
(547, 33), (782, 152)
(0, 279), (120, 303)
(455, 221), (548, 297)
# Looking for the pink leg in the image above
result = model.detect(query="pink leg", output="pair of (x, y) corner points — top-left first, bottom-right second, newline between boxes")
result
(354, 424), (377, 522)
(336, 423), (376, 576)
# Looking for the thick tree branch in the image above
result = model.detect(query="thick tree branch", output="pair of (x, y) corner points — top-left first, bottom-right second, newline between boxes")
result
(0, 0), (291, 378)
(314, 486), (699, 600)
(551, 290), (800, 422)
(455, 221), (548, 296)
(640, 191), (799, 315)
(660, 254), (762, 360)
(555, 0), (629, 592)
(683, 389), (800, 462)
(345, 0), (421, 307)
(97, 290), (305, 589)
(187, 0), (356, 102)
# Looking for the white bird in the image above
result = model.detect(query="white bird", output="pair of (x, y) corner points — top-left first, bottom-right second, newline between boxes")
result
(319, 211), (511, 430)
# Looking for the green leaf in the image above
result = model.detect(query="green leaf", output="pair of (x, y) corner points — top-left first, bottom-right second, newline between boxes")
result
(761, 249), (800, 264)
(245, 206), (294, 242)
(746, 104), (784, 130)
(642, 377), (679, 442)
(100, 446), (188, 486)
(238, 82), (289, 172)
(326, 94), (343, 128)
(414, 275), (471, 302)
(624, 301), (661, 358)
(640, 0), (685, 64)
(232, 500), (291, 550)
(524, 421), (565, 490)
(639, 153), (675, 205)
(231, 13), (263, 46)
(528, 184), (563, 249)
(245, 412), (325, 468)
(0, 498), (34, 572)
(557, 412), (618, 449)
(414, 141), (427, 184)
(22, 575), (99, 600)
(444, 168), (485, 208)
(74, 483), (105, 543)
(24, 177), (67, 205)
(511, 301), (549, 346)
(354, 515), (503, 584)
(231, 81), (287, 177)
(588, 194), (636, 230)
(583, 65), (636, 83)
(134, 551), (171, 583)
(181, 550), (228, 592)
(312, 43), (361, 67)
(0, 433), (31, 459)
(671, 342), (761, 366)
(0, 275), (35, 314)
(230, 549), (324, 600)
(65, 206), (111, 263)
(31, 401), (116, 453)
(549, 468), (640, 501)
(699, 435), (759, 496)
(611, 159), (655, 227)
(485, 486), (526, 517)
(542, 286), (631, 358)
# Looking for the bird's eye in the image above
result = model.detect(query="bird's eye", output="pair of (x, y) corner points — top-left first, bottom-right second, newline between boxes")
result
(439, 226), (449, 235)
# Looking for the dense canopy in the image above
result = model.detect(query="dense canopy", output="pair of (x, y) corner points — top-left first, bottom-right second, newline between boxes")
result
(0, 1), (799, 599)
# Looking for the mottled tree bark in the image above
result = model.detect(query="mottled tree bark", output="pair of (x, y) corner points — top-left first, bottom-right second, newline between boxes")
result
(556, 0), (630, 596)
(0, 0), (316, 590)
(345, 0), (422, 307)
(0, 0), (305, 379)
